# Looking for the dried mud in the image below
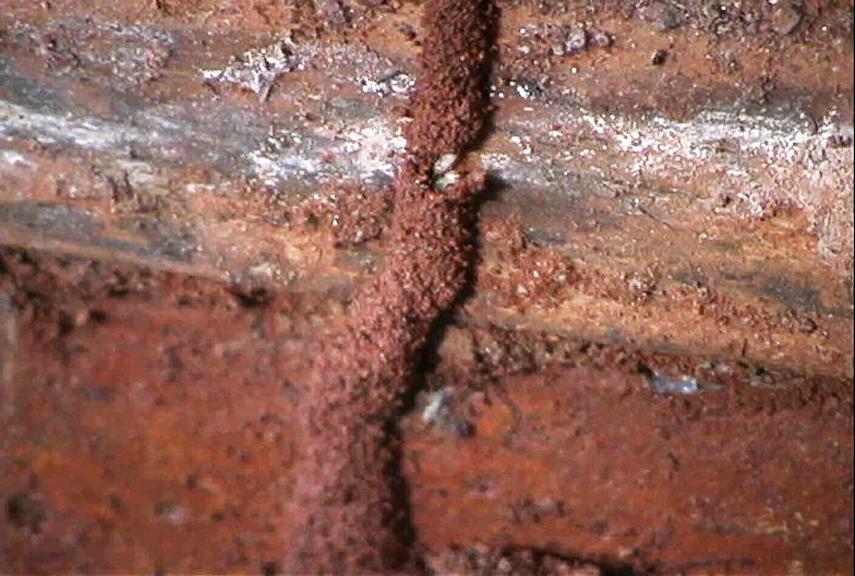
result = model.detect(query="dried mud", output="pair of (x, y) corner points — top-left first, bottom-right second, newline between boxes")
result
(1, 0), (853, 574)
(288, 0), (494, 572)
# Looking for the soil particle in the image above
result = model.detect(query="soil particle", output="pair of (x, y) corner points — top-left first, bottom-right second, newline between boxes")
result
(260, 559), (280, 575)
(420, 386), (475, 437)
(288, 186), (393, 247)
(6, 492), (47, 535)
(563, 26), (587, 55)
(315, 0), (351, 27)
(424, 547), (604, 575)
(201, 37), (302, 102)
(589, 30), (613, 49)
(287, 0), (495, 572)
(639, 2), (686, 32)
(479, 217), (577, 310)
(769, 2), (803, 36)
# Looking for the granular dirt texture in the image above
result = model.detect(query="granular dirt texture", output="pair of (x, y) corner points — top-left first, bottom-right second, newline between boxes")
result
(404, 0), (496, 170)
(287, 0), (495, 572)
(424, 547), (604, 575)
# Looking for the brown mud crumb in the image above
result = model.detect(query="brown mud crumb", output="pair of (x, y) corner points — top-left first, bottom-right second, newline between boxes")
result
(288, 186), (393, 247)
(287, 0), (496, 573)
(425, 547), (605, 575)
(480, 217), (578, 309)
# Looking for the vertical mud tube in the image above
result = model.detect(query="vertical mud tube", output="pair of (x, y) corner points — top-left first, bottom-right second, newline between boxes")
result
(287, 0), (496, 572)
